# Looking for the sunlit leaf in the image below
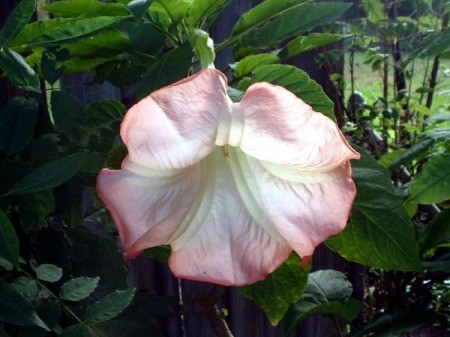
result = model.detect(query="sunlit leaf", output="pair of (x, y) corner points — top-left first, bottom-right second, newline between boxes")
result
(327, 146), (422, 271)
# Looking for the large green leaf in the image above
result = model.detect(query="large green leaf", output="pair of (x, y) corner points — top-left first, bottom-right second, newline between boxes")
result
(0, 96), (38, 155)
(408, 154), (450, 204)
(18, 190), (55, 232)
(387, 138), (435, 171)
(237, 64), (335, 120)
(284, 270), (364, 336)
(0, 279), (49, 330)
(230, 0), (307, 40)
(233, 53), (279, 79)
(84, 289), (135, 323)
(0, 49), (40, 92)
(0, 0), (35, 46)
(406, 28), (450, 63)
(150, 0), (191, 23)
(278, 33), (342, 60)
(0, 210), (19, 270)
(419, 209), (450, 255)
(187, 0), (229, 28)
(238, 253), (309, 326)
(239, 3), (351, 48)
(12, 277), (38, 302)
(9, 152), (99, 195)
(327, 146), (422, 271)
(50, 90), (85, 142)
(137, 45), (193, 99)
(43, 0), (129, 18)
(60, 277), (99, 301)
(28, 16), (129, 47)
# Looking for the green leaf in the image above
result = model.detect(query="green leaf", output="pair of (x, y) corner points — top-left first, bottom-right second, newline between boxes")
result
(0, 96), (38, 155)
(60, 324), (102, 337)
(0, 210), (19, 270)
(127, 0), (153, 18)
(0, 49), (41, 92)
(28, 16), (129, 47)
(137, 45), (193, 99)
(238, 253), (309, 325)
(424, 113), (450, 125)
(18, 190), (55, 232)
(50, 90), (85, 142)
(425, 127), (450, 142)
(43, 0), (129, 18)
(231, 0), (307, 39)
(41, 52), (65, 85)
(406, 28), (450, 62)
(233, 53), (279, 79)
(8, 153), (91, 195)
(387, 138), (435, 171)
(284, 270), (361, 336)
(12, 277), (38, 302)
(187, 0), (229, 28)
(150, 0), (191, 23)
(327, 147), (422, 271)
(0, 0), (35, 46)
(0, 279), (49, 330)
(419, 209), (450, 255)
(35, 264), (63, 282)
(84, 289), (135, 323)
(239, 3), (351, 48)
(60, 277), (100, 301)
(189, 29), (215, 69)
(361, 0), (385, 23)
(408, 154), (450, 204)
(278, 33), (342, 60)
(143, 245), (171, 263)
(237, 64), (335, 121)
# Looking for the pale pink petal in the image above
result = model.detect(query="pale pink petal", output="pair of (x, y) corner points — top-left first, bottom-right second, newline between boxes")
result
(169, 148), (292, 286)
(121, 68), (232, 170)
(97, 163), (203, 258)
(236, 82), (360, 169)
(232, 148), (357, 258)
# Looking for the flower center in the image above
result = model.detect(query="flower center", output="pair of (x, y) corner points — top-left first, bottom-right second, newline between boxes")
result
(216, 103), (245, 147)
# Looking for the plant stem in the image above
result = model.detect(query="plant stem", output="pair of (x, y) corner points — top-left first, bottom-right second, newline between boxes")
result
(334, 316), (344, 337)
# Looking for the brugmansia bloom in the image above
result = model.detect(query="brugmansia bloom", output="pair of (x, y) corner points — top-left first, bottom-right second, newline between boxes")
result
(97, 68), (360, 286)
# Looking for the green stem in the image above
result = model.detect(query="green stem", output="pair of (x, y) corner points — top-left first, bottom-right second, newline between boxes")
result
(334, 316), (344, 337)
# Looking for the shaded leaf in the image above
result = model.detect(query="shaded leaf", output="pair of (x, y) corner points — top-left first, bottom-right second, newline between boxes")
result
(127, 0), (153, 18)
(137, 45), (193, 99)
(18, 190), (55, 232)
(327, 146), (422, 271)
(284, 270), (362, 336)
(240, 3), (351, 48)
(419, 209), (450, 254)
(0, 96), (38, 155)
(425, 127), (450, 142)
(239, 253), (309, 325)
(0, 0), (35, 46)
(387, 138), (435, 171)
(11, 277), (38, 302)
(35, 264), (63, 283)
(60, 324), (102, 337)
(0, 49), (40, 92)
(60, 277), (99, 301)
(84, 289), (135, 323)
(143, 245), (171, 263)
(9, 153), (91, 195)
(238, 64), (335, 120)
(0, 210), (19, 270)
(51, 90), (85, 142)
(408, 154), (450, 204)
(0, 279), (49, 330)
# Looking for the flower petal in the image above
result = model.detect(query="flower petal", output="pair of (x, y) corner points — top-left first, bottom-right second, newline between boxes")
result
(121, 68), (232, 170)
(237, 82), (360, 169)
(232, 148), (357, 258)
(97, 163), (203, 258)
(169, 148), (292, 286)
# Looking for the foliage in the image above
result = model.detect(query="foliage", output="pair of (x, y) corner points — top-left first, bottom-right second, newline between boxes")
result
(0, 0), (449, 336)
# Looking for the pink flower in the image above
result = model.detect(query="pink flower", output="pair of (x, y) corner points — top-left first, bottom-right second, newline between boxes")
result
(97, 68), (360, 286)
